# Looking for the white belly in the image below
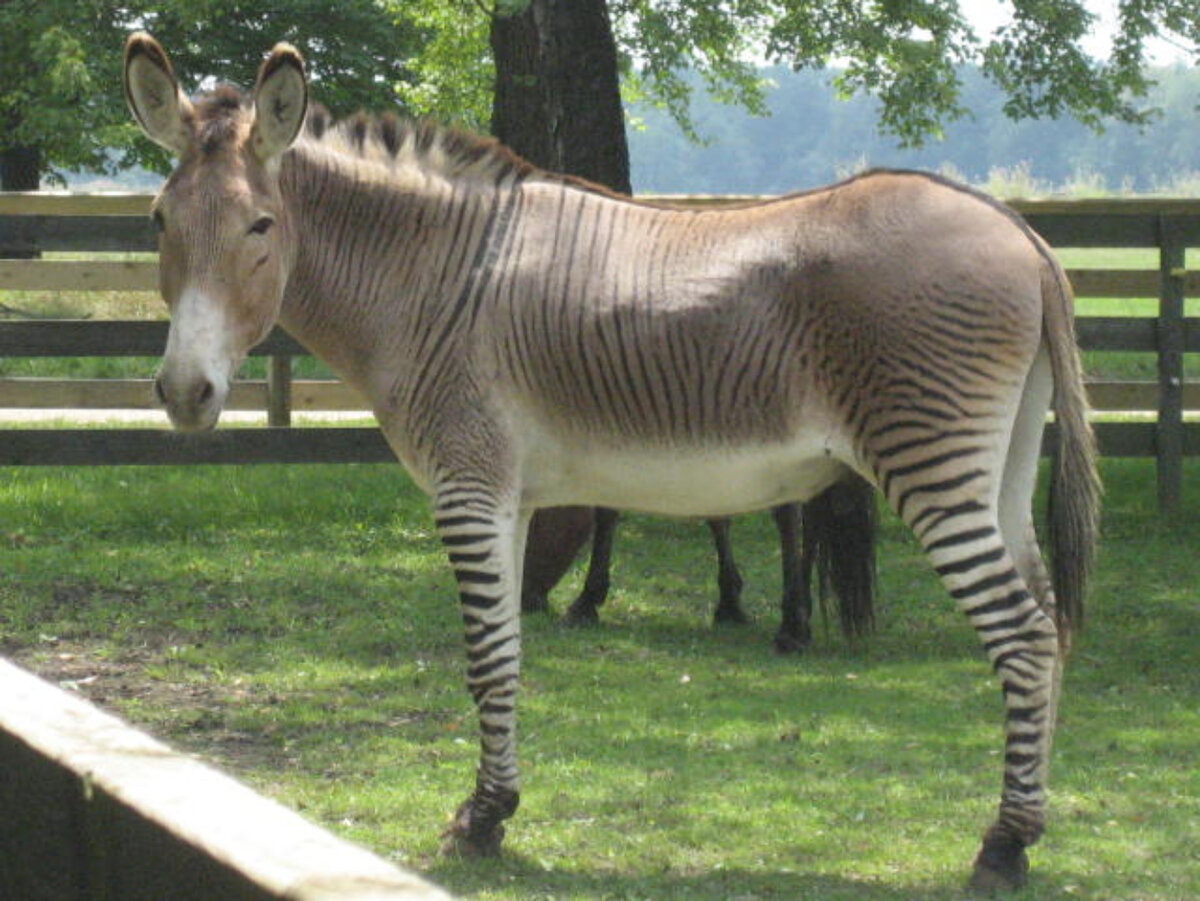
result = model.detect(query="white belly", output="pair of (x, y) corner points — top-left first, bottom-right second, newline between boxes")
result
(520, 431), (853, 518)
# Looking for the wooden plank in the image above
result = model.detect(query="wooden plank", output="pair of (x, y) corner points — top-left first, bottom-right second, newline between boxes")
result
(0, 259), (158, 292)
(0, 321), (306, 357)
(0, 657), (452, 900)
(0, 216), (157, 254)
(5, 376), (1188, 415)
(1066, 269), (1159, 298)
(1075, 316), (1158, 351)
(0, 192), (154, 216)
(1008, 197), (1200, 218)
(1, 316), (1176, 360)
(1042, 421), (1200, 458)
(0, 261), (1187, 300)
(1023, 213), (1164, 248)
(291, 380), (371, 411)
(0, 378), (369, 413)
(2, 422), (1193, 467)
(0, 378), (271, 411)
(1157, 219), (1186, 512)
(0, 427), (396, 466)
(1073, 316), (1200, 354)
(267, 355), (292, 427)
(1088, 381), (1166, 411)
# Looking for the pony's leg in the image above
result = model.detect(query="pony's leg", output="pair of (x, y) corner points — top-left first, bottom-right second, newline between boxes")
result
(521, 507), (594, 614)
(436, 485), (529, 856)
(893, 464), (1059, 891)
(709, 518), (749, 624)
(772, 503), (813, 652)
(564, 507), (618, 625)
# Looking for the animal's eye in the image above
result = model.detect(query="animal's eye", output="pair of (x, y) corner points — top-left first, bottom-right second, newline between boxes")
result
(249, 216), (275, 236)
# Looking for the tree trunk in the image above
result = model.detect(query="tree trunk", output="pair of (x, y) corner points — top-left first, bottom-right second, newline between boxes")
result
(491, 0), (630, 608)
(1, 145), (42, 259)
(490, 0), (631, 193)
(1, 145), (42, 191)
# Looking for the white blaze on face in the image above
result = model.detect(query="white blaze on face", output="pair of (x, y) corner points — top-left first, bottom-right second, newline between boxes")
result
(157, 287), (238, 431)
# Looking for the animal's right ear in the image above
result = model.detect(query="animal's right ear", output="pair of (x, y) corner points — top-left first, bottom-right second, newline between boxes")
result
(124, 32), (194, 155)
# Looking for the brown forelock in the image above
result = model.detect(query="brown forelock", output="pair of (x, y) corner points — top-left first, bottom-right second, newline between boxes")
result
(193, 84), (249, 156)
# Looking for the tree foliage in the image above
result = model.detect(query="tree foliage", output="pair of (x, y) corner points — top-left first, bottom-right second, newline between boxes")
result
(0, 2), (132, 186)
(3, 1), (1197, 187)
(391, 2), (1199, 148)
(1, 0), (421, 186)
(627, 62), (1200, 194)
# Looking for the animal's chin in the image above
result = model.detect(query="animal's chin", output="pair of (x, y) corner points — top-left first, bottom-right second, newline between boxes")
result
(166, 407), (223, 433)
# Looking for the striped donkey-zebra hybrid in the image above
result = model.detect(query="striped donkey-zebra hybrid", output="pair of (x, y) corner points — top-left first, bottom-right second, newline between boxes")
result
(124, 35), (1099, 891)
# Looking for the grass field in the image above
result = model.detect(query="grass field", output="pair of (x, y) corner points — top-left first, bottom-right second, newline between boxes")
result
(1, 456), (1197, 899)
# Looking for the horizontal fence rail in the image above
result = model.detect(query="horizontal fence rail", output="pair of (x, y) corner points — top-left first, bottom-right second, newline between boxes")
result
(1, 192), (1197, 510)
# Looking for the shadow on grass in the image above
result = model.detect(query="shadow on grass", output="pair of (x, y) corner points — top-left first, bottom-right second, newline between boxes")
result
(426, 852), (1096, 901)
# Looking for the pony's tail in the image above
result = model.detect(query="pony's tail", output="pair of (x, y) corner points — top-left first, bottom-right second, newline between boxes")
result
(805, 475), (876, 639)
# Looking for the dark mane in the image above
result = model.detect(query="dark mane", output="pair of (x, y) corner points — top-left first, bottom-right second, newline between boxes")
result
(302, 105), (542, 186)
(194, 84), (248, 156)
(301, 105), (636, 201)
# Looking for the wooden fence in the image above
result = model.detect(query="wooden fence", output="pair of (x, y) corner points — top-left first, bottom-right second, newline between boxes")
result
(1, 192), (1199, 511)
(0, 657), (454, 900)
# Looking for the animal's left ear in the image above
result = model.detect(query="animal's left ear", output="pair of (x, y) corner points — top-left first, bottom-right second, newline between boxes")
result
(251, 43), (307, 162)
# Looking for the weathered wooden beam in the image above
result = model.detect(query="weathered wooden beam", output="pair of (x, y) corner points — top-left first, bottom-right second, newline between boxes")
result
(0, 260), (158, 292)
(0, 378), (368, 413)
(2, 375), (1186, 415)
(0, 657), (452, 901)
(1157, 218), (1187, 512)
(0, 321), (306, 357)
(0, 216), (157, 254)
(1, 423), (1192, 466)
(0, 192), (154, 216)
(0, 427), (396, 466)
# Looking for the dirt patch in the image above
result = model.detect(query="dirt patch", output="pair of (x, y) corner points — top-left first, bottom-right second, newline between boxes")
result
(7, 640), (287, 775)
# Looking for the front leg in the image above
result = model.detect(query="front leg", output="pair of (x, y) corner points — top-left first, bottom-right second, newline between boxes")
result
(434, 484), (528, 857)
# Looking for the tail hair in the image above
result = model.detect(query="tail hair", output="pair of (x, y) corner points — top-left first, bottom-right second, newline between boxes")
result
(804, 475), (877, 639)
(1042, 257), (1102, 637)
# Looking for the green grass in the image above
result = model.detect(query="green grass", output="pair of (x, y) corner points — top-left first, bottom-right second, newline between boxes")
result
(1, 457), (1197, 899)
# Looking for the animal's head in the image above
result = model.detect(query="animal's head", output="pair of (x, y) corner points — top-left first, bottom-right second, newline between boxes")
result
(124, 33), (308, 430)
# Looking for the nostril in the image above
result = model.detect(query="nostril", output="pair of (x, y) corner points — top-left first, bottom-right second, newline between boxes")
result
(197, 380), (215, 406)
(153, 376), (167, 406)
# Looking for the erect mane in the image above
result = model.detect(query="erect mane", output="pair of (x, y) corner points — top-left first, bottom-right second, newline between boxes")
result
(302, 106), (539, 186)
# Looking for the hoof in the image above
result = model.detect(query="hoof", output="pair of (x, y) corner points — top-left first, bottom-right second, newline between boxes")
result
(713, 606), (750, 626)
(440, 803), (506, 858)
(968, 833), (1030, 894)
(563, 601), (600, 627)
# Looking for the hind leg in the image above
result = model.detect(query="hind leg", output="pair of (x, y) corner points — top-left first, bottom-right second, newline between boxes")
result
(875, 412), (1059, 891)
(1000, 348), (1061, 642)
(911, 494), (1059, 890)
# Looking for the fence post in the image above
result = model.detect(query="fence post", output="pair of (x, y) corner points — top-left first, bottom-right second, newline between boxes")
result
(1156, 216), (1185, 513)
(267, 354), (292, 427)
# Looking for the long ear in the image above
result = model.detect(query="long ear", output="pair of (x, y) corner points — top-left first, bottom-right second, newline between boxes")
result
(251, 43), (307, 162)
(124, 32), (194, 154)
